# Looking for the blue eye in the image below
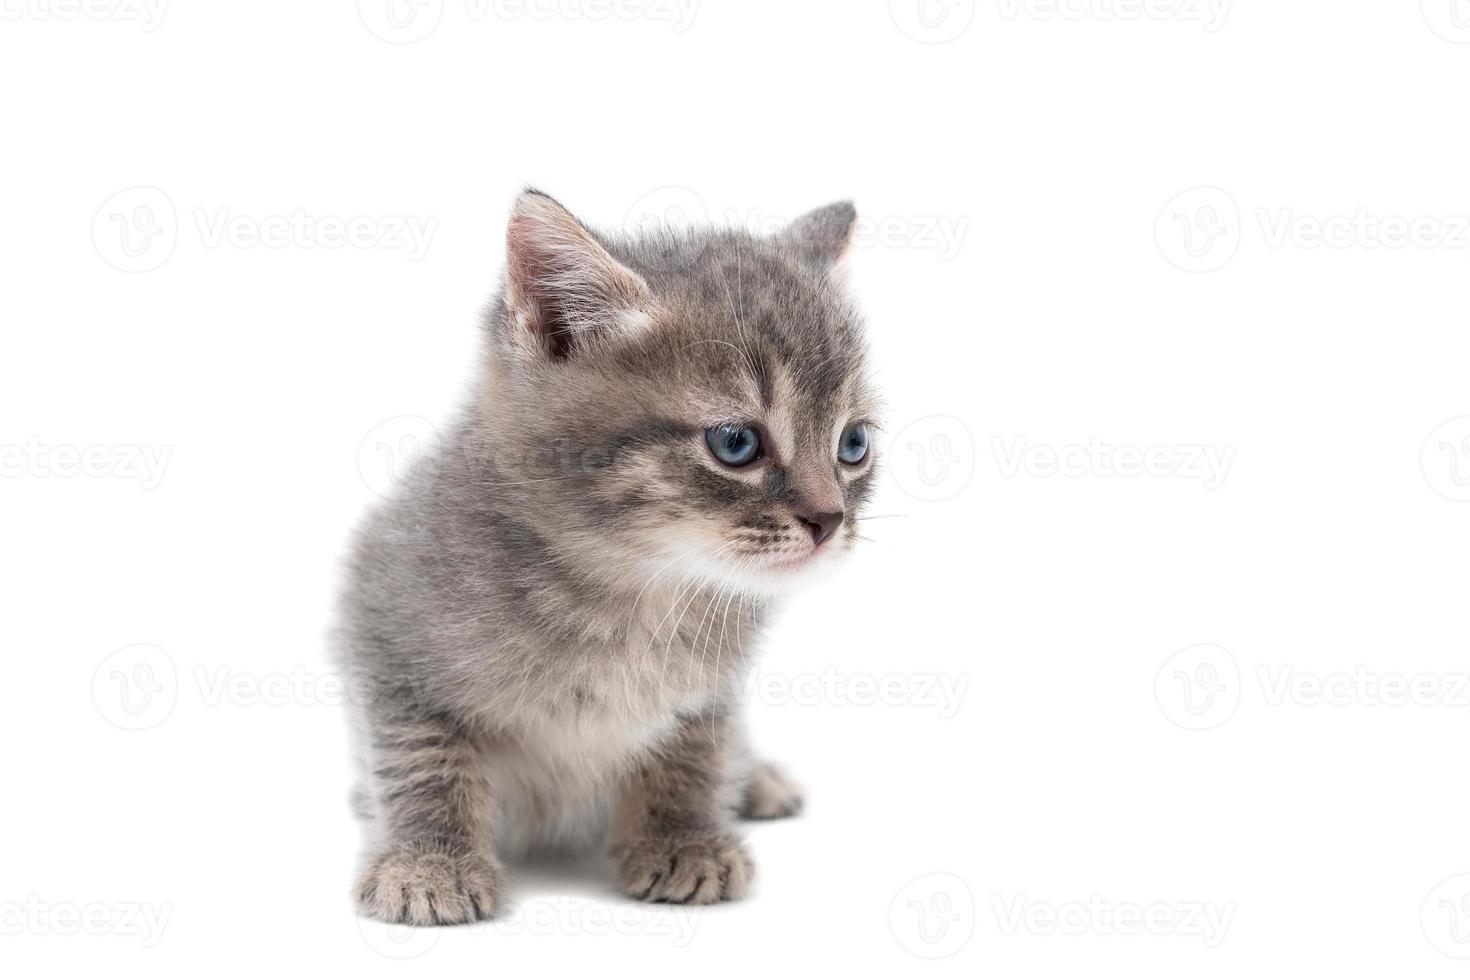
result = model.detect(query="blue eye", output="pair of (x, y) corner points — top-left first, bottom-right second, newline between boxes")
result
(838, 422), (869, 465)
(706, 425), (761, 466)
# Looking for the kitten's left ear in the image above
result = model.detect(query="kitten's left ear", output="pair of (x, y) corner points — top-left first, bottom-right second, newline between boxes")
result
(504, 189), (656, 360)
(779, 201), (858, 270)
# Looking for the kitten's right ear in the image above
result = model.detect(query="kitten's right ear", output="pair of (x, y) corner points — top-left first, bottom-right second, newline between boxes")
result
(503, 189), (655, 360)
(780, 201), (858, 271)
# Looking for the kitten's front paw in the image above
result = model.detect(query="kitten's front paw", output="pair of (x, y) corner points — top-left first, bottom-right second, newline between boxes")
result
(615, 832), (754, 904)
(357, 846), (502, 925)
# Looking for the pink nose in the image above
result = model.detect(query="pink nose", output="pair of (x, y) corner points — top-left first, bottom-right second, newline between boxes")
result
(798, 511), (843, 546)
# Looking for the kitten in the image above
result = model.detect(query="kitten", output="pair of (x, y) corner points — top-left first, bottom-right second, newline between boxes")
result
(338, 189), (880, 924)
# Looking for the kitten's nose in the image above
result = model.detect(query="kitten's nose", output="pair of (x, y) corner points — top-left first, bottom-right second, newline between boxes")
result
(798, 510), (844, 546)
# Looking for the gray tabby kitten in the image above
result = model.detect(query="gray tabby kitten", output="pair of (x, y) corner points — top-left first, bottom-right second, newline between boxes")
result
(338, 189), (879, 924)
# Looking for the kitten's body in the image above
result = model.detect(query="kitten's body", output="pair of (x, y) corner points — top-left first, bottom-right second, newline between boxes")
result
(339, 191), (876, 923)
(344, 421), (770, 857)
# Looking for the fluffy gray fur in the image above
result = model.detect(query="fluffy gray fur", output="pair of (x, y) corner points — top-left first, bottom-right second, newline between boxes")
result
(337, 189), (880, 924)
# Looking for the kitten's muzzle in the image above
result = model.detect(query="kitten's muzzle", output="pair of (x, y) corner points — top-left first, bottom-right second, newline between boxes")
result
(797, 510), (843, 546)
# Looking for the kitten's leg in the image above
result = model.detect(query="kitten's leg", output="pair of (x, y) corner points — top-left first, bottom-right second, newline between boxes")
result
(611, 714), (755, 905)
(355, 710), (502, 925)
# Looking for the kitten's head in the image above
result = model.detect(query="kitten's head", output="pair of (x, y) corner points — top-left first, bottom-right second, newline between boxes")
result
(479, 189), (879, 598)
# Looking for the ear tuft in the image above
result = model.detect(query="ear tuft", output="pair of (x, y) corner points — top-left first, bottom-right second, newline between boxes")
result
(780, 201), (858, 269)
(504, 190), (653, 359)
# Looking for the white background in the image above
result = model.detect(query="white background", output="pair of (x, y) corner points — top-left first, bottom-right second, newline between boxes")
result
(4, 1), (1470, 976)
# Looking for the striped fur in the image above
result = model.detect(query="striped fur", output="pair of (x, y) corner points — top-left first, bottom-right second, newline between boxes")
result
(337, 190), (879, 923)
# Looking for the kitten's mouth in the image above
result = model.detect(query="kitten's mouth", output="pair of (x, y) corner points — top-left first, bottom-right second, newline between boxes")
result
(761, 548), (818, 572)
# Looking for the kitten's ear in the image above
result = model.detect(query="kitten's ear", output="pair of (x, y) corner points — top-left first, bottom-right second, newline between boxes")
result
(780, 201), (858, 270)
(504, 189), (655, 359)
